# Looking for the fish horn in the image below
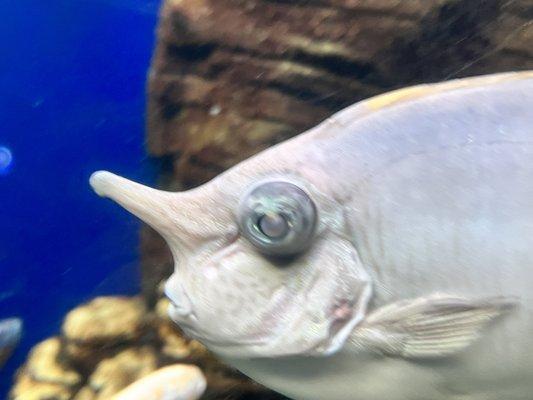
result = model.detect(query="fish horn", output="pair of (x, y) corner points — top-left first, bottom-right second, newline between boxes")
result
(89, 171), (179, 237)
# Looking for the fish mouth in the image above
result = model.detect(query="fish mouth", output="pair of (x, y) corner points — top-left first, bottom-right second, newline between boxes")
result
(165, 293), (270, 347)
(165, 286), (196, 321)
(167, 298), (192, 318)
(168, 303), (200, 333)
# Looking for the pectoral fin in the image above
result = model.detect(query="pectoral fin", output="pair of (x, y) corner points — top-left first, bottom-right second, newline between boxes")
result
(349, 294), (516, 358)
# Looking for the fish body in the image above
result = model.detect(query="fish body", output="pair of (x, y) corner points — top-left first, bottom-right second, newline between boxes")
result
(0, 318), (22, 369)
(91, 71), (533, 400)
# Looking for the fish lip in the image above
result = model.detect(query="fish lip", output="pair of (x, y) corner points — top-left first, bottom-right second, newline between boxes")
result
(164, 283), (199, 326)
(166, 295), (195, 319)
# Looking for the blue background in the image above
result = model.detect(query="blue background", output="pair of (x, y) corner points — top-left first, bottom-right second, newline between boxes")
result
(0, 0), (161, 395)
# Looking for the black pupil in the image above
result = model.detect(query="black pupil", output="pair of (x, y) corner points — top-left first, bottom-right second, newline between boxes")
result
(258, 213), (289, 239)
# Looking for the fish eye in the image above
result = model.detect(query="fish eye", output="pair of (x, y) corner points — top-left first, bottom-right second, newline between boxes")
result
(258, 213), (289, 239)
(238, 180), (317, 257)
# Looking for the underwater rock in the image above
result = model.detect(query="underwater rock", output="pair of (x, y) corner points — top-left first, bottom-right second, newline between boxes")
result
(111, 364), (206, 400)
(10, 373), (74, 400)
(63, 297), (146, 344)
(80, 346), (158, 399)
(62, 296), (147, 370)
(157, 321), (191, 360)
(24, 338), (81, 388)
(72, 387), (96, 400)
(9, 338), (81, 400)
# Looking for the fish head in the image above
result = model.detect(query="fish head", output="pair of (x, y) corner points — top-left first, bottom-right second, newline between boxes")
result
(89, 139), (371, 358)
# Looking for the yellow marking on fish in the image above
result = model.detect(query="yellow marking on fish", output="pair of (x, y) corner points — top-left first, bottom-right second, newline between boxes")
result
(366, 71), (533, 111)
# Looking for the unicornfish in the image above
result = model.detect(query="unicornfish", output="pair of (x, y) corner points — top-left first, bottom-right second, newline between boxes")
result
(90, 71), (533, 400)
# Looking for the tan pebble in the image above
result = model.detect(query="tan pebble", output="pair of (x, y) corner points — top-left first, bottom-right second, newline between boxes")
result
(9, 373), (73, 400)
(187, 340), (213, 363)
(62, 296), (146, 344)
(155, 297), (172, 320)
(72, 386), (97, 400)
(22, 337), (81, 387)
(87, 346), (158, 399)
(111, 364), (206, 400)
(158, 323), (191, 360)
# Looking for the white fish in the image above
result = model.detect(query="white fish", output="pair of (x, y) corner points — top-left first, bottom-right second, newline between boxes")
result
(90, 71), (533, 400)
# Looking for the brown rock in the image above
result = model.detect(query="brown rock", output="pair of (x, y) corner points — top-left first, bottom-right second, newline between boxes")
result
(9, 337), (81, 400)
(82, 346), (158, 399)
(154, 296), (171, 320)
(158, 321), (192, 360)
(62, 341), (112, 374)
(24, 338), (81, 388)
(72, 387), (96, 400)
(63, 297), (146, 344)
(9, 373), (73, 400)
(62, 297), (148, 370)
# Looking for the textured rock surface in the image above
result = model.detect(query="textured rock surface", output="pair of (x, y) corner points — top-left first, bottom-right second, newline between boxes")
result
(24, 338), (81, 388)
(9, 296), (286, 400)
(62, 297), (148, 372)
(10, 338), (81, 400)
(10, 374), (74, 400)
(142, 0), (533, 303)
(80, 347), (158, 399)
(63, 297), (147, 344)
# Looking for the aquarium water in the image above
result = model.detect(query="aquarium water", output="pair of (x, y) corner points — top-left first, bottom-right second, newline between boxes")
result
(0, 0), (161, 396)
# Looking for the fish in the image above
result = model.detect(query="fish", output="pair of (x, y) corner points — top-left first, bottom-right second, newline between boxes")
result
(0, 318), (22, 369)
(90, 71), (533, 400)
